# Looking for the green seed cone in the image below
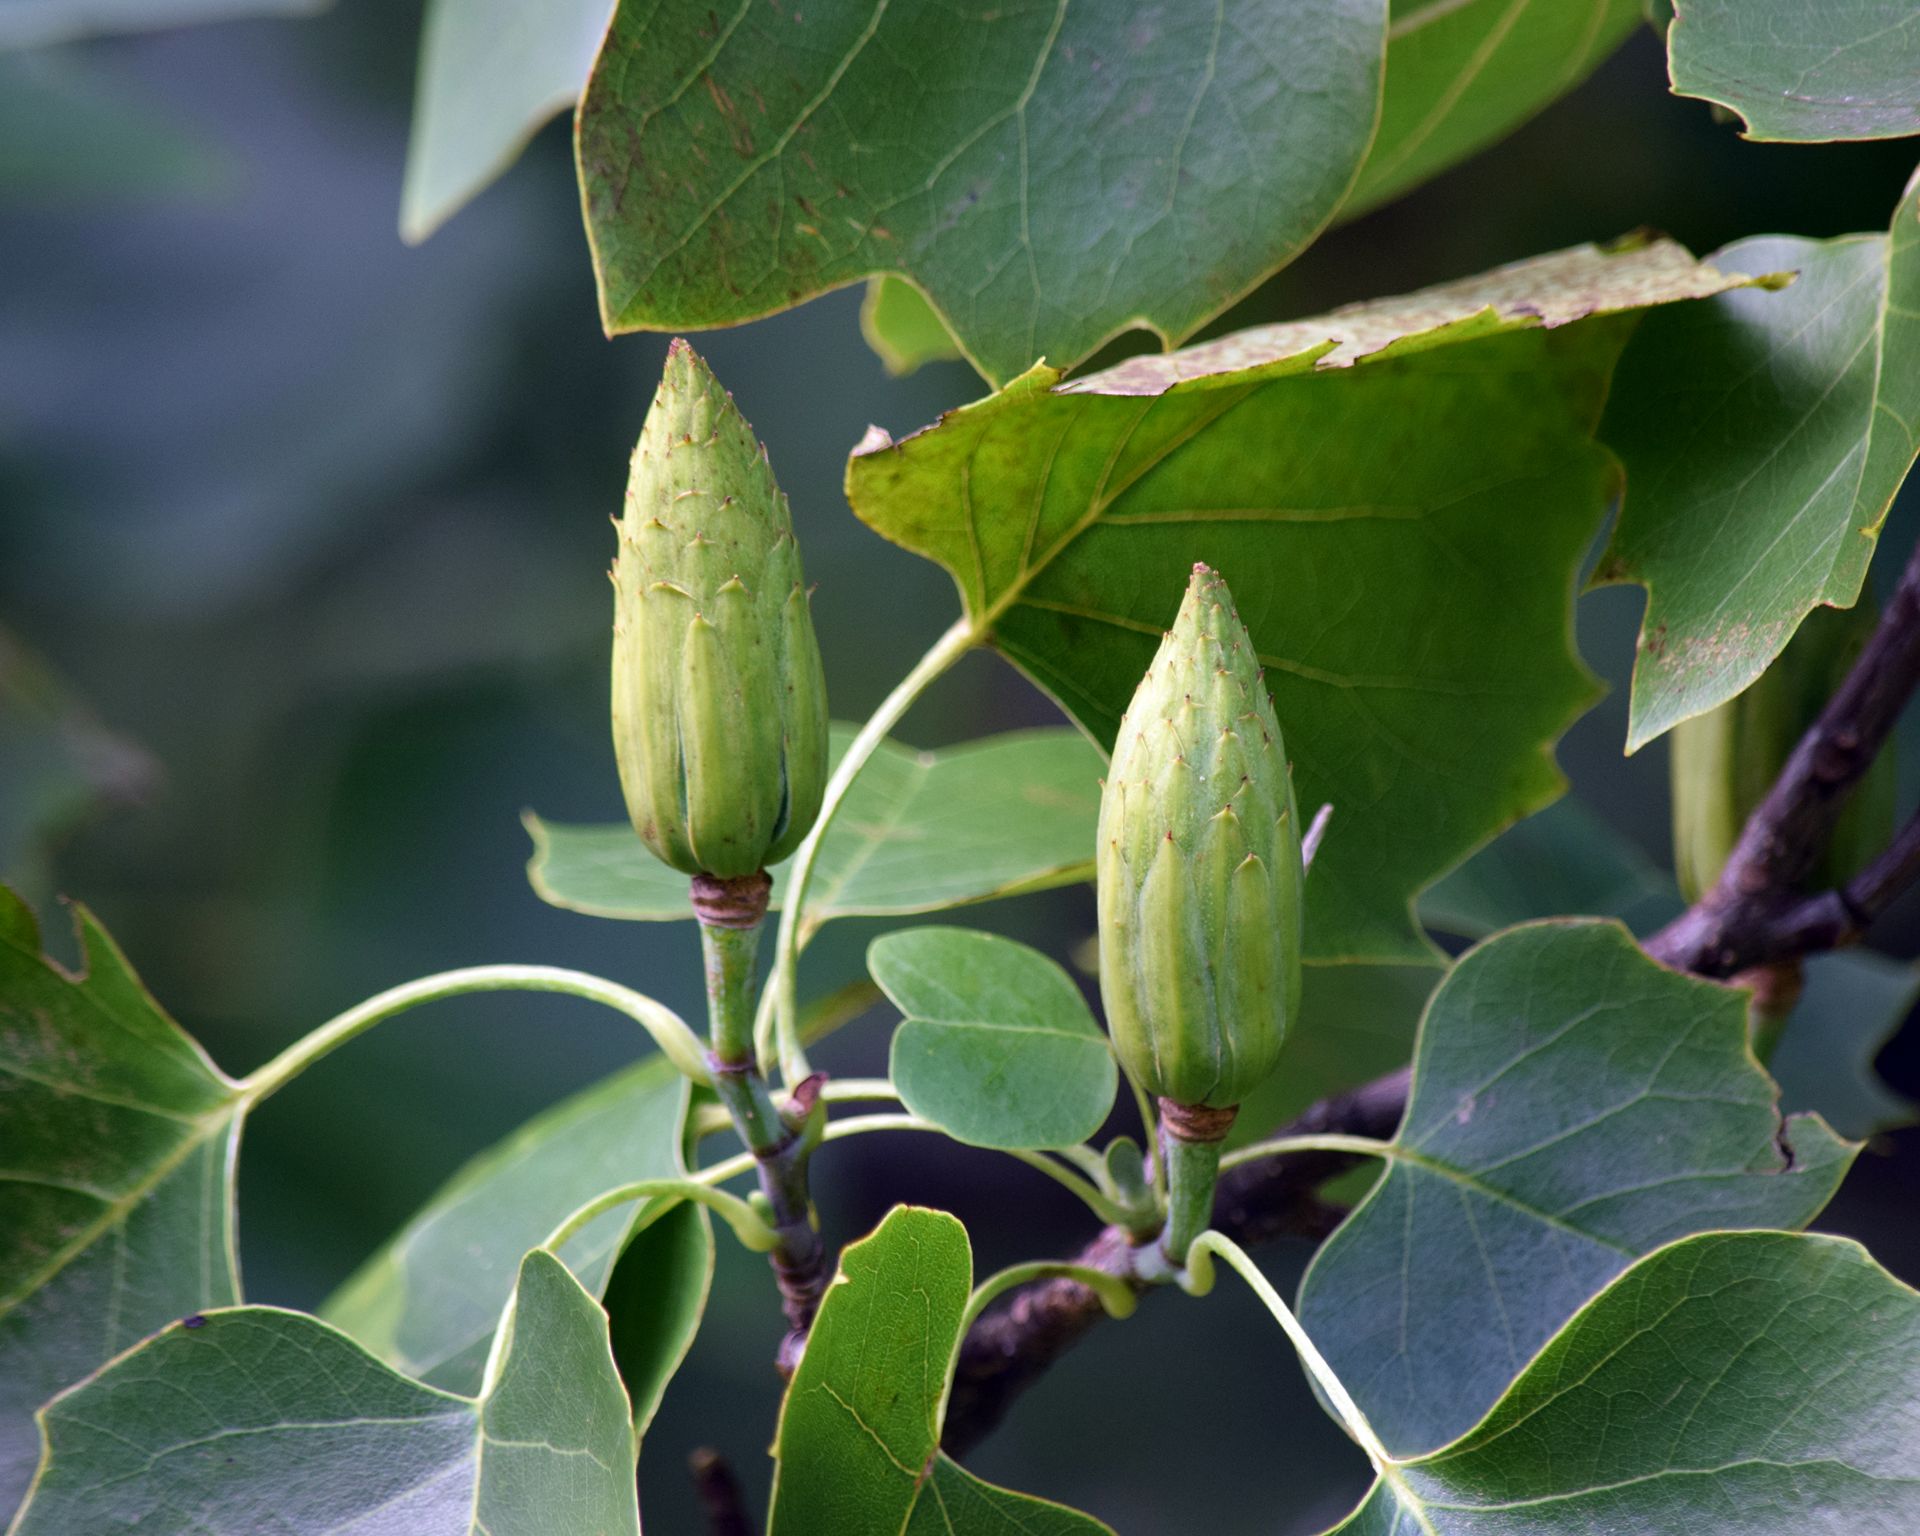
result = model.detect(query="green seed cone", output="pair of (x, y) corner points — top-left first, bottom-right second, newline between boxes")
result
(1097, 564), (1304, 1109)
(612, 340), (829, 879)
(1671, 601), (1893, 903)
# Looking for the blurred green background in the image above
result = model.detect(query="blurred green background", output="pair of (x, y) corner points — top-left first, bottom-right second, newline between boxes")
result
(5, 6), (1920, 1532)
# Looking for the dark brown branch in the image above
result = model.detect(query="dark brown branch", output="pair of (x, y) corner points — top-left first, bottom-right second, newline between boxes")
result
(688, 1448), (753, 1536)
(1646, 536), (1920, 976)
(939, 1068), (1409, 1456)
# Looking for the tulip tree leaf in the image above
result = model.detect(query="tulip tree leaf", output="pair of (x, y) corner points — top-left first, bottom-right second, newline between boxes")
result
(869, 927), (1116, 1151)
(575, 0), (1385, 386)
(1599, 176), (1920, 749)
(769, 1206), (1112, 1536)
(527, 727), (1102, 928)
(1421, 792), (1919, 1139)
(0, 888), (243, 1515)
(601, 1198), (713, 1440)
(399, 0), (612, 242)
(1323, 1230), (1920, 1535)
(1297, 919), (1855, 1458)
(1668, 0), (1920, 143)
(849, 238), (1753, 962)
(1346, 0), (1643, 214)
(862, 276), (966, 376)
(11, 1250), (642, 1536)
(323, 1055), (705, 1409)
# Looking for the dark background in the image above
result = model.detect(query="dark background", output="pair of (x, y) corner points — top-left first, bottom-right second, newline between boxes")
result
(4, 8), (1919, 1532)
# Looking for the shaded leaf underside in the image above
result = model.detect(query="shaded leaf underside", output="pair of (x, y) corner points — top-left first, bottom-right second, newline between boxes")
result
(0, 892), (242, 1514)
(1298, 920), (1854, 1456)
(13, 1252), (641, 1536)
(1668, 0), (1920, 142)
(1327, 1232), (1920, 1534)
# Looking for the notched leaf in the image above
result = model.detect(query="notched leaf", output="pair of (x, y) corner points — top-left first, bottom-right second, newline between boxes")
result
(1297, 919), (1855, 1457)
(849, 238), (1759, 961)
(0, 887), (242, 1512)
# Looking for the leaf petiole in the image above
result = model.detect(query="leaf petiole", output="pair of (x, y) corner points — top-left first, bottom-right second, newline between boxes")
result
(935, 1259), (1137, 1430)
(1183, 1232), (1393, 1473)
(1216, 1132), (1395, 1173)
(699, 1111), (1131, 1224)
(238, 964), (710, 1104)
(757, 617), (977, 1082)
(542, 1178), (779, 1255)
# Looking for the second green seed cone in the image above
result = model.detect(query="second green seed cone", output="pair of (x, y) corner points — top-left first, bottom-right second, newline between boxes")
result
(1098, 564), (1304, 1111)
(612, 340), (829, 879)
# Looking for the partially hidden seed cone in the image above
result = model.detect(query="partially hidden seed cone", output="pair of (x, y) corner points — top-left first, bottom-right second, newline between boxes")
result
(612, 339), (829, 879)
(1097, 563), (1304, 1112)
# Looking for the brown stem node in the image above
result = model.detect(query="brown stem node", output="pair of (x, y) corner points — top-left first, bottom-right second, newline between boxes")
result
(1158, 1098), (1238, 1144)
(690, 870), (773, 929)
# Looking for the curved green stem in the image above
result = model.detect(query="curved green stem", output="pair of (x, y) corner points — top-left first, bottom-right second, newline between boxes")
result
(936, 1259), (1137, 1430)
(1216, 1133), (1396, 1173)
(1050, 1142), (1108, 1180)
(818, 1077), (900, 1104)
(758, 617), (976, 1081)
(961, 1260), (1137, 1341)
(543, 1178), (778, 1255)
(697, 1111), (936, 1186)
(1185, 1232), (1392, 1471)
(1005, 1149), (1133, 1226)
(1128, 1077), (1165, 1195)
(699, 1112), (1127, 1223)
(239, 965), (709, 1103)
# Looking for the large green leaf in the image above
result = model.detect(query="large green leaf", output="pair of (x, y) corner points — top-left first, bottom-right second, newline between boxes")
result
(850, 238), (1751, 962)
(1347, 0), (1642, 214)
(1297, 919), (1854, 1457)
(323, 1055), (704, 1404)
(528, 726), (1102, 928)
(400, 0), (611, 242)
(770, 1206), (1111, 1536)
(11, 1250), (641, 1535)
(575, 0), (1385, 386)
(0, 889), (242, 1515)
(1668, 0), (1920, 142)
(1600, 176), (1920, 748)
(1323, 1231), (1920, 1534)
(1420, 791), (1919, 1138)
(870, 927), (1116, 1151)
